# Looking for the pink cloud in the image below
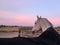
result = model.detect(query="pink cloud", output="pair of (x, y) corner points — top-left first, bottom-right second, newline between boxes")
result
(10, 15), (35, 26)
(0, 16), (35, 26)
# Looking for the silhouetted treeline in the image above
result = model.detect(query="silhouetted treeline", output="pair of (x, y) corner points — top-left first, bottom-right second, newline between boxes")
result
(0, 25), (18, 28)
(0, 25), (6, 27)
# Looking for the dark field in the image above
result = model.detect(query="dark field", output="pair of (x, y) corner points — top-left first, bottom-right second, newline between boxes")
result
(0, 27), (60, 45)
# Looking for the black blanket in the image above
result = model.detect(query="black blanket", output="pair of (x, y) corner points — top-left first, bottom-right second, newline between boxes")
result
(0, 27), (60, 45)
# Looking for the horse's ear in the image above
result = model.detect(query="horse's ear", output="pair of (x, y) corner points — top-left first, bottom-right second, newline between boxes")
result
(37, 16), (40, 19)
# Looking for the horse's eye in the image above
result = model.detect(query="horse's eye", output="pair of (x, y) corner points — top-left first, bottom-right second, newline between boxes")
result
(35, 22), (37, 24)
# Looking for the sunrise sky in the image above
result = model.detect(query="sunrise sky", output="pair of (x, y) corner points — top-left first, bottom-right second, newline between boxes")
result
(0, 0), (60, 26)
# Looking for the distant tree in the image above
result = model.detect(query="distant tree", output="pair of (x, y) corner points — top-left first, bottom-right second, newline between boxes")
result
(0, 25), (6, 27)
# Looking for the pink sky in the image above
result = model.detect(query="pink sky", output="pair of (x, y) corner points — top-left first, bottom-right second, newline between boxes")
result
(0, 11), (35, 26)
(0, 15), (60, 26)
(48, 17), (60, 26)
(0, 11), (60, 26)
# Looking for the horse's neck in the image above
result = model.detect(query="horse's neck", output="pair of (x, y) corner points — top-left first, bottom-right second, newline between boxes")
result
(42, 26), (51, 32)
(41, 18), (52, 32)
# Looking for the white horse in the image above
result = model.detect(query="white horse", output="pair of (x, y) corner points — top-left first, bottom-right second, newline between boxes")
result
(32, 16), (53, 33)
(18, 16), (58, 38)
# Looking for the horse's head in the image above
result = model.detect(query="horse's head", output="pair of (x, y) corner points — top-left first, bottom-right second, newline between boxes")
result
(32, 16), (53, 33)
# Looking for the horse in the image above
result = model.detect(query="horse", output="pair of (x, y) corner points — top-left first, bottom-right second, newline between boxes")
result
(32, 16), (60, 36)
(0, 16), (60, 45)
